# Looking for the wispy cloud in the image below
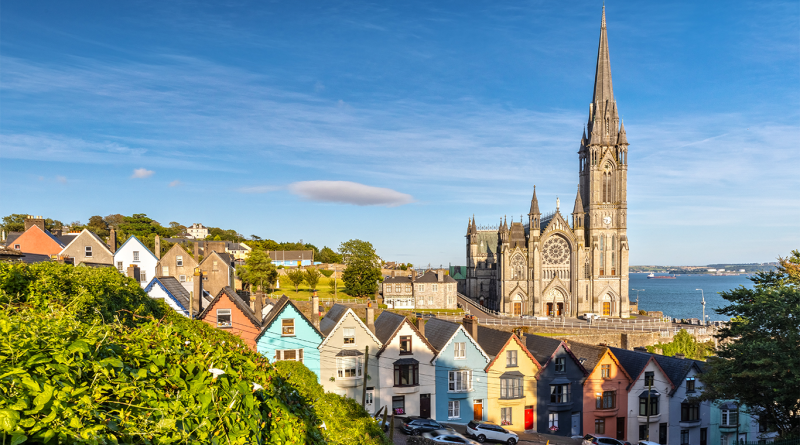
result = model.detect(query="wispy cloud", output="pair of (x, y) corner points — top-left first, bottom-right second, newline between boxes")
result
(131, 168), (154, 179)
(169, 180), (181, 187)
(56, 175), (67, 184)
(288, 181), (414, 207)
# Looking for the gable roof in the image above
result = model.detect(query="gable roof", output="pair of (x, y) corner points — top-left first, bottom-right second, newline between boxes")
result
(256, 295), (323, 341)
(145, 276), (191, 316)
(568, 342), (607, 374)
(200, 250), (234, 268)
(652, 355), (704, 396)
(374, 311), (437, 357)
(115, 235), (158, 261)
(265, 250), (314, 261)
(17, 225), (66, 248)
(609, 347), (675, 391)
(475, 325), (514, 358)
(199, 286), (262, 328)
(414, 270), (457, 283)
(481, 330), (540, 372)
(383, 276), (412, 284)
(59, 229), (113, 257)
(318, 304), (382, 348)
(524, 334), (588, 376)
(425, 318), (490, 365)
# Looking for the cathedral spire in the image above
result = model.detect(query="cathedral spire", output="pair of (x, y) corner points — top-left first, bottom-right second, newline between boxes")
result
(592, 5), (615, 109)
(470, 215), (477, 235)
(529, 186), (540, 215)
(572, 185), (584, 215)
(618, 119), (628, 145)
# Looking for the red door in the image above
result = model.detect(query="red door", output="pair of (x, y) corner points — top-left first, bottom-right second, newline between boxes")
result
(525, 406), (534, 430)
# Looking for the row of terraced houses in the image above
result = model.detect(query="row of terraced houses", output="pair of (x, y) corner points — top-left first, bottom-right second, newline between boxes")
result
(193, 285), (775, 445)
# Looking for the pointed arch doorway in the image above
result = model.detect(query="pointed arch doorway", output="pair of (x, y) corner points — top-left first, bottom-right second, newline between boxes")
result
(512, 294), (523, 316)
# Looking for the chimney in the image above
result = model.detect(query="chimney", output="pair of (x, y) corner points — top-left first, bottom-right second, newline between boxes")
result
(108, 228), (116, 253)
(437, 270), (444, 282)
(24, 216), (45, 232)
(154, 235), (161, 259)
(634, 346), (649, 353)
(311, 291), (320, 329)
(253, 291), (264, 320)
(463, 315), (478, 341)
(192, 268), (204, 316)
(674, 353), (685, 360)
(193, 242), (199, 259)
(126, 264), (140, 283)
(366, 302), (375, 334)
(418, 317), (426, 337)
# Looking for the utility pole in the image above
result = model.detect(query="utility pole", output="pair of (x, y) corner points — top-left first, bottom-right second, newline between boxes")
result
(646, 380), (652, 441)
(696, 289), (705, 325)
(361, 345), (370, 408)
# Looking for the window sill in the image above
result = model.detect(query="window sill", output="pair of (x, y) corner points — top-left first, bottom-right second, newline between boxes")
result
(399, 352), (413, 355)
(217, 325), (232, 329)
(506, 364), (518, 368)
(500, 396), (524, 400)
(448, 417), (461, 421)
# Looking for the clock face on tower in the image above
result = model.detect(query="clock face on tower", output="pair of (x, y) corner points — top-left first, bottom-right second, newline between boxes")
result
(603, 216), (612, 225)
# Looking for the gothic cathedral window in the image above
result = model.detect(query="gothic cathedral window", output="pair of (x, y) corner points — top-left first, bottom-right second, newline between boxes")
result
(599, 236), (605, 276)
(611, 235), (616, 276)
(602, 164), (613, 203)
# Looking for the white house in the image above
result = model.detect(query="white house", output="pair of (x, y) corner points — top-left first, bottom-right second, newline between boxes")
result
(114, 235), (159, 288)
(144, 276), (191, 317)
(187, 223), (209, 239)
(374, 311), (437, 419)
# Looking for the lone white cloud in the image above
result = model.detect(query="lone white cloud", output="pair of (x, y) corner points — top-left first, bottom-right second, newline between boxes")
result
(131, 168), (154, 179)
(288, 181), (413, 207)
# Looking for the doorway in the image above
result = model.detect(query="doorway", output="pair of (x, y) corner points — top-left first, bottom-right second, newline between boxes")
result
(659, 423), (667, 445)
(420, 394), (431, 418)
(603, 302), (611, 316)
(616, 417), (625, 440)
(547, 303), (554, 316)
(513, 302), (522, 316)
(556, 303), (564, 316)
(473, 400), (483, 421)
(571, 413), (581, 436)
(525, 406), (534, 430)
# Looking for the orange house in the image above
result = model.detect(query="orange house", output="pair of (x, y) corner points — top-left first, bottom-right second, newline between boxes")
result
(198, 287), (263, 349)
(10, 225), (66, 256)
(571, 343), (632, 440)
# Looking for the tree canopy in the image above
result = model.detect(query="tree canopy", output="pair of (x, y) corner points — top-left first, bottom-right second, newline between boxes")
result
(318, 246), (342, 264)
(287, 269), (306, 294)
(646, 329), (714, 360)
(235, 248), (278, 292)
(700, 250), (800, 438)
(339, 239), (382, 298)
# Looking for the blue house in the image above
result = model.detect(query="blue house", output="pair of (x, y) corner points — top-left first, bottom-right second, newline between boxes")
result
(423, 318), (490, 424)
(255, 295), (324, 378)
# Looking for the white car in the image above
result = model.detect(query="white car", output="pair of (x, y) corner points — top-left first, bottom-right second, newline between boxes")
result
(581, 313), (600, 320)
(422, 429), (480, 445)
(466, 421), (519, 445)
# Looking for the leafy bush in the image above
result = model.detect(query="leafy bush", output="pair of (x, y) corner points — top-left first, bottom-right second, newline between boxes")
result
(0, 261), (164, 326)
(320, 270), (334, 278)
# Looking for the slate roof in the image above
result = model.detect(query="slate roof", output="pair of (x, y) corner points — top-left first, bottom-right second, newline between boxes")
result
(383, 276), (412, 283)
(199, 286), (262, 328)
(609, 347), (654, 384)
(653, 355), (703, 396)
(320, 303), (350, 336)
(158, 276), (192, 312)
(258, 295), (323, 339)
(266, 250), (314, 261)
(18, 253), (53, 264)
(423, 318), (462, 352)
(373, 311), (407, 344)
(4, 232), (22, 246)
(475, 325), (514, 358)
(523, 334), (564, 365)
(568, 342), (607, 373)
(414, 270), (456, 284)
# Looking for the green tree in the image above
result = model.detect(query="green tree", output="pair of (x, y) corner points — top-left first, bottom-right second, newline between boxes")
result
(304, 268), (322, 291)
(103, 213), (125, 229)
(700, 250), (800, 438)
(287, 269), (306, 294)
(86, 215), (109, 237)
(339, 239), (382, 298)
(236, 248), (278, 293)
(168, 221), (187, 237)
(646, 329), (714, 359)
(318, 246), (342, 264)
(1, 214), (27, 232)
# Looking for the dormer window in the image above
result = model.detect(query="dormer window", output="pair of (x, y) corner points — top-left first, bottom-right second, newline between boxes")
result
(85, 246), (93, 257)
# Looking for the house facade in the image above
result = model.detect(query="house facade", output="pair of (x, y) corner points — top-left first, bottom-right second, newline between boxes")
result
(374, 311), (437, 418)
(199, 251), (235, 297)
(59, 229), (114, 266)
(7, 224), (65, 256)
(199, 287), (263, 348)
(114, 236), (158, 287)
(424, 318), (490, 424)
(570, 344), (632, 441)
(187, 223), (209, 239)
(318, 304), (382, 413)
(156, 243), (199, 294)
(266, 250), (315, 267)
(477, 324), (540, 432)
(255, 295), (323, 376)
(144, 276), (192, 317)
(654, 356), (710, 445)
(525, 335), (587, 436)
(709, 402), (778, 445)
(382, 270), (459, 310)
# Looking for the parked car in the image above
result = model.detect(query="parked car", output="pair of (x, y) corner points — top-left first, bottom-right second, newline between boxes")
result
(580, 313), (600, 320)
(638, 441), (661, 445)
(466, 421), (519, 445)
(400, 417), (453, 435)
(583, 435), (632, 445)
(422, 429), (480, 444)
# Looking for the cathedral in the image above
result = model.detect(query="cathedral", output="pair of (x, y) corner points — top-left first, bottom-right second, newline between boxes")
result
(465, 8), (630, 318)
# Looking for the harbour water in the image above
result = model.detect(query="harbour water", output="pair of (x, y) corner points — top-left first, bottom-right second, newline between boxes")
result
(629, 273), (755, 321)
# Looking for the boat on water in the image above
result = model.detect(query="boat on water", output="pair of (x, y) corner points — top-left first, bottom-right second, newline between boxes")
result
(647, 273), (677, 279)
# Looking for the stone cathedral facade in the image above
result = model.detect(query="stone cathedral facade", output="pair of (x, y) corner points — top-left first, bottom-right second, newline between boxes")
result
(465, 8), (630, 318)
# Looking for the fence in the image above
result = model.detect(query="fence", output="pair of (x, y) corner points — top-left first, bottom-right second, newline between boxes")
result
(739, 438), (799, 445)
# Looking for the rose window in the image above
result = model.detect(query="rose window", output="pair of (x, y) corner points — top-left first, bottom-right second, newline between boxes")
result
(543, 237), (569, 265)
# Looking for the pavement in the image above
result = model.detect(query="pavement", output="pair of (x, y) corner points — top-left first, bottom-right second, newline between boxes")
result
(387, 421), (583, 445)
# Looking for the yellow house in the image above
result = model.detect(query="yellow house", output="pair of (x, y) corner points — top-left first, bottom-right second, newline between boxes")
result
(470, 321), (541, 432)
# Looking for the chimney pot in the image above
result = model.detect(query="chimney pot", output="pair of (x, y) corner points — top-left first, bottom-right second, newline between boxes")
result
(418, 317), (426, 337)
(675, 353), (685, 359)
(366, 305), (376, 334)
(310, 294), (320, 329)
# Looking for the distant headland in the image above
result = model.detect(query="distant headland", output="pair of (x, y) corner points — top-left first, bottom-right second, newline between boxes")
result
(630, 262), (777, 275)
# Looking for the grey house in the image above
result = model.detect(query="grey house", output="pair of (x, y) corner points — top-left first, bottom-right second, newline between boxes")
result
(524, 335), (588, 436)
(653, 355), (709, 445)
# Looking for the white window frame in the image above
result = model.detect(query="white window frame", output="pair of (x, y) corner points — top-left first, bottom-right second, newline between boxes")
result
(395, 284), (401, 293)
(162, 266), (169, 276)
(176, 255), (183, 267)
(337, 356), (363, 378)
(432, 284), (438, 292)
(454, 342), (466, 359)
(179, 275), (186, 282)
(549, 412), (559, 428)
(117, 261), (123, 271)
(365, 391), (374, 405)
(343, 327), (356, 345)
(428, 294), (433, 305)
(448, 400), (460, 419)
(275, 349), (304, 363)
(448, 370), (471, 392)
(417, 284), (425, 292)
(140, 271), (147, 283)
(13, 244), (21, 250)
(217, 308), (232, 327)
(133, 251), (140, 262)
(405, 284), (412, 292)
(501, 407), (512, 426)
(721, 409), (738, 427)
(385, 284), (391, 294)
(85, 246), (93, 257)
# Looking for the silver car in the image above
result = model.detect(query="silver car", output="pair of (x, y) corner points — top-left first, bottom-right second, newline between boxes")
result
(423, 429), (481, 445)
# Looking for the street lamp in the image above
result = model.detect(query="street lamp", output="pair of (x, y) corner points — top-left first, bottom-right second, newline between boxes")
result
(696, 289), (705, 325)
(632, 288), (645, 305)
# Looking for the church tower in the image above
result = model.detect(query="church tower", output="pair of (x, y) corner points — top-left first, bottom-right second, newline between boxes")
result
(579, 6), (630, 317)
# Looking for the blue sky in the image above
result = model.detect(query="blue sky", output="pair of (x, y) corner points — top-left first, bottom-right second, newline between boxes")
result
(1, 0), (798, 266)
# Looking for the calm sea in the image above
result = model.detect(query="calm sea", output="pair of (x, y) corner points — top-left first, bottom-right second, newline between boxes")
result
(629, 273), (754, 321)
